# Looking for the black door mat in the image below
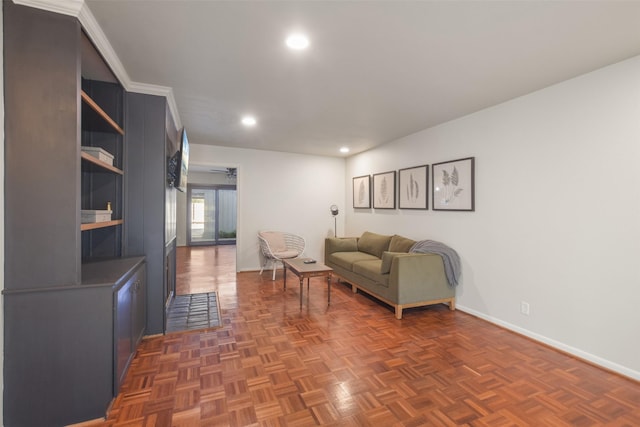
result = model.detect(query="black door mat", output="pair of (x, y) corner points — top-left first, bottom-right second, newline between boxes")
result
(166, 292), (221, 333)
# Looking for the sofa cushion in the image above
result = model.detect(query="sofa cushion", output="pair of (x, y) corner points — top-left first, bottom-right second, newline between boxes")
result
(380, 251), (405, 274)
(327, 237), (358, 253)
(328, 251), (379, 271)
(357, 231), (392, 258)
(389, 235), (416, 253)
(353, 260), (389, 287)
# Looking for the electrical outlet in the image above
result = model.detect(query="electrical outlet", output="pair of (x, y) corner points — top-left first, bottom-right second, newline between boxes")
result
(520, 301), (530, 316)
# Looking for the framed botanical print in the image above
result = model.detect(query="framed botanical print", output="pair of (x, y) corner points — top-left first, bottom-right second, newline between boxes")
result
(399, 165), (428, 209)
(432, 157), (475, 211)
(352, 175), (371, 208)
(373, 171), (396, 209)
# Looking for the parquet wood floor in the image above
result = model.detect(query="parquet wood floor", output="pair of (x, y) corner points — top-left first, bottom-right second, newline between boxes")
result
(100, 246), (640, 426)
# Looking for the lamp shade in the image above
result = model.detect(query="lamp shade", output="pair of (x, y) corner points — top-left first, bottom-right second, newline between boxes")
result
(330, 205), (339, 216)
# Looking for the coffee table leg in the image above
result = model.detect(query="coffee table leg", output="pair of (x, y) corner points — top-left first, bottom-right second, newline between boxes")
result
(299, 276), (304, 309)
(327, 273), (331, 305)
(283, 263), (287, 290)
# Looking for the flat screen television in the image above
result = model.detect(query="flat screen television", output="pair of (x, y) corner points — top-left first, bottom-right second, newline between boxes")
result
(173, 128), (189, 192)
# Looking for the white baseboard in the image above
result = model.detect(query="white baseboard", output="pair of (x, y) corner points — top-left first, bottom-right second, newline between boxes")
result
(457, 304), (640, 382)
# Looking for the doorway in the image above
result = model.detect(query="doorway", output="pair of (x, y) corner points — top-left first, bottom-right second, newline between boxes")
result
(187, 184), (237, 246)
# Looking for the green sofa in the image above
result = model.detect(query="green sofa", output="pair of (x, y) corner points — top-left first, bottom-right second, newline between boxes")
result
(324, 231), (455, 319)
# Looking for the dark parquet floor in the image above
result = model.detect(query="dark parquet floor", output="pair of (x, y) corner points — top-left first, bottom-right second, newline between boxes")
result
(96, 246), (640, 426)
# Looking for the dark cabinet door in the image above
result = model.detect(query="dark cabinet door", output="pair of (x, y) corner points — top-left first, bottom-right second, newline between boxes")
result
(115, 279), (133, 391)
(132, 268), (147, 345)
(114, 263), (146, 392)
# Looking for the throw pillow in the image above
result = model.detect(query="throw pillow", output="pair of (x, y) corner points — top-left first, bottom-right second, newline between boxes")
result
(380, 251), (404, 274)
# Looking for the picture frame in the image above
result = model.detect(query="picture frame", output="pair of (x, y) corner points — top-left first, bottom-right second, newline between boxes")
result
(373, 171), (396, 209)
(352, 175), (371, 208)
(432, 157), (475, 211)
(398, 165), (428, 210)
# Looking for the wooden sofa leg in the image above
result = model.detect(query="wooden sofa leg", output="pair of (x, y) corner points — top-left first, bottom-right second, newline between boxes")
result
(352, 284), (358, 294)
(449, 298), (456, 310)
(395, 306), (403, 319)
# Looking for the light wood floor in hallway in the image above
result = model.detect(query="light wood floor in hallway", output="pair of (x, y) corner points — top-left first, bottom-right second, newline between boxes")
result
(100, 246), (640, 426)
(176, 245), (237, 296)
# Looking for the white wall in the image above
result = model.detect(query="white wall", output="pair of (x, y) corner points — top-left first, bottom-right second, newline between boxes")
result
(190, 144), (345, 271)
(176, 189), (187, 246)
(189, 170), (237, 186)
(346, 55), (640, 380)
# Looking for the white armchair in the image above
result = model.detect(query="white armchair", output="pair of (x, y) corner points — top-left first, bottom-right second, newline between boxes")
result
(258, 231), (305, 280)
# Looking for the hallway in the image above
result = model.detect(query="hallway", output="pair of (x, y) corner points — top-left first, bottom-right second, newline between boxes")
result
(165, 245), (237, 333)
(176, 245), (236, 295)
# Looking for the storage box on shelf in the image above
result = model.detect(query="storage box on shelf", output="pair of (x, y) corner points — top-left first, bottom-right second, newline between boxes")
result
(81, 145), (114, 166)
(81, 209), (113, 223)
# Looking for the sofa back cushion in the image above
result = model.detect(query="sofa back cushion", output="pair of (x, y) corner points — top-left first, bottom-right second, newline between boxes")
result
(357, 231), (392, 258)
(327, 237), (358, 253)
(389, 235), (416, 253)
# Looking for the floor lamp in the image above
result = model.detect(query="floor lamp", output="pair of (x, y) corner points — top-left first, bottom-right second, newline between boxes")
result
(330, 205), (339, 237)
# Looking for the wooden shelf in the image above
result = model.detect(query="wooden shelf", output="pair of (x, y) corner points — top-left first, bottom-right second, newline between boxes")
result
(81, 90), (124, 135)
(81, 152), (123, 175)
(81, 219), (124, 231)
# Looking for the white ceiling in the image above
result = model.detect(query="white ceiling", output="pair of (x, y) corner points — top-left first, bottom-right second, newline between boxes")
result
(84, 0), (640, 158)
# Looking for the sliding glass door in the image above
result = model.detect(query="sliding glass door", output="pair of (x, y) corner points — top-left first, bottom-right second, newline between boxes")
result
(187, 185), (237, 245)
(217, 188), (237, 244)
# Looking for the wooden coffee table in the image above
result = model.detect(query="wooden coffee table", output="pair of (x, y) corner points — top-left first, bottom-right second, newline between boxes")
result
(283, 258), (333, 309)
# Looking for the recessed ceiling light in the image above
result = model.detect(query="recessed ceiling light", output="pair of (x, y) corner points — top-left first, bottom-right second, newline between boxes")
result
(286, 33), (310, 50)
(241, 116), (257, 127)
(340, 147), (350, 153)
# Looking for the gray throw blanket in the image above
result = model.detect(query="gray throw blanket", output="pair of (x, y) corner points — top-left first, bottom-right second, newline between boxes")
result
(409, 240), (461, 287)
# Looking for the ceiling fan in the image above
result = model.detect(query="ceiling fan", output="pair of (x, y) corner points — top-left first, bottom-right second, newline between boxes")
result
(209, 167), (237, 178)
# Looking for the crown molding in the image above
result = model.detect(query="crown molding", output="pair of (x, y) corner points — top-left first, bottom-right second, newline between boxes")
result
(127, 82), (183, 130)
(12, 0), (83, 17)
(13, 0), (183, 131)
(77, 2), (132, 88)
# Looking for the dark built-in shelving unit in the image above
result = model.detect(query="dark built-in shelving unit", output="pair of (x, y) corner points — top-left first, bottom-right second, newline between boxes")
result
(0, 2), (177, 425)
